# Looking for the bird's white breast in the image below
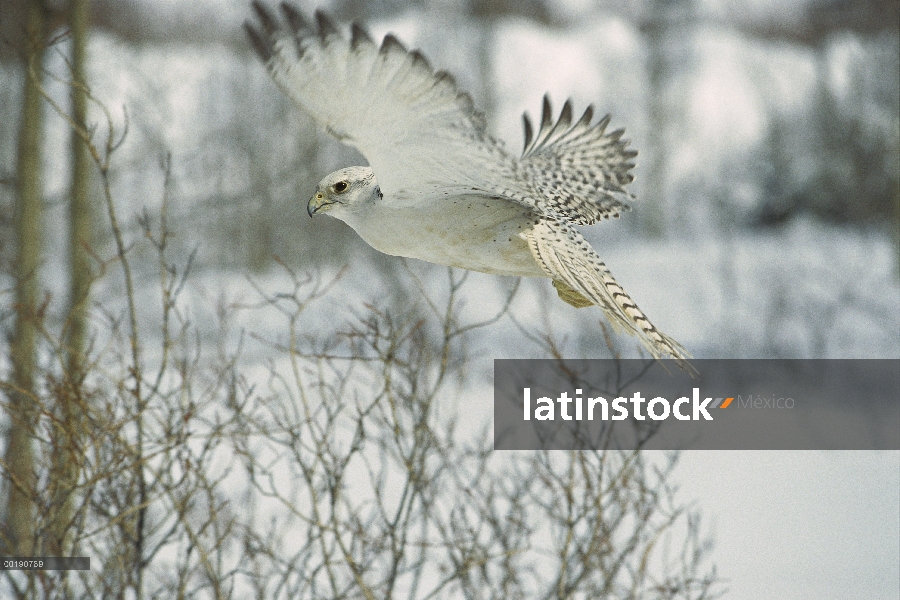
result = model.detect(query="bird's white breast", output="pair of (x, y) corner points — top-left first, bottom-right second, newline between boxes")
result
(338, 194), (546, 278)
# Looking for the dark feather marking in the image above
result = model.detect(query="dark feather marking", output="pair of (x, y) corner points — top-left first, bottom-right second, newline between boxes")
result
(280, 2), (309, 33)
(252, 1), (278, 35)
(596, 114), (611, 133)
(410, 50), (431, 72)
(523, 113), (534, 152)
(244, 22), (272, 61)
(350, 22), (373, 49)
(456, 92), (486, 131)
(380, 34), (406, 54)
(558, 99), (572, 130)
(314, 9), (339, 39)
(576, 105), (593, 128)
(434, 70), (455, 86)
(540, 95), (553, 134)
(537, 98), (572, 149)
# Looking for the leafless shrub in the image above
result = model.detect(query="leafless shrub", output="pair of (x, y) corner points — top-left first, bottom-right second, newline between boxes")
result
(1, 55), (718, 600)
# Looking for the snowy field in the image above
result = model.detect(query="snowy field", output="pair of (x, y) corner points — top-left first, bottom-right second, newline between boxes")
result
(66, 217), (898, 599)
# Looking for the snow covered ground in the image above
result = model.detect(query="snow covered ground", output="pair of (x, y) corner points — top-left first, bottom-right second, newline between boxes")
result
(160, 219), (900, 599)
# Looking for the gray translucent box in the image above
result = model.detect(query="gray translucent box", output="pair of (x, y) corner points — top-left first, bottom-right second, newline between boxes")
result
(494, 359), (900, 450)
(0, 557), (90, 570)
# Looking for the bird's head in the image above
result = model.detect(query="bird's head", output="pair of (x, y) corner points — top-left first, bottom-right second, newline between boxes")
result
(308, 166), (380, 217)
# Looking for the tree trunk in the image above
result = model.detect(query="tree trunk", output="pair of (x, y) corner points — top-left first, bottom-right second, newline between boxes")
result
(51, 0), (93, 558)
(4, 0), (46, 557)
(66, 0), (92, 388)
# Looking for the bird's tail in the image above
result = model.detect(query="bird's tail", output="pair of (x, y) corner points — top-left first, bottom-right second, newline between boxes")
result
(525, 219), (696, 376)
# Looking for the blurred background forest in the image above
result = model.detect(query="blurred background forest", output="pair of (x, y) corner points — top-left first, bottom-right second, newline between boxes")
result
(0, 0), (898, 598)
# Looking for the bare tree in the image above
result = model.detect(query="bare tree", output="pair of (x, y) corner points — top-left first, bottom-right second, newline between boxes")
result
(48, 0), (94, 563)
(3, 0), (48, 560)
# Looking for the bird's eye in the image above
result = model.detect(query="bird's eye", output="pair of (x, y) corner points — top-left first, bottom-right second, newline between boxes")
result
(333, 181), (348, 193)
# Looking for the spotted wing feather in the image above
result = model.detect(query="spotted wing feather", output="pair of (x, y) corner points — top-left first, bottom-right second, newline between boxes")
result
(518, 95), (637, 225)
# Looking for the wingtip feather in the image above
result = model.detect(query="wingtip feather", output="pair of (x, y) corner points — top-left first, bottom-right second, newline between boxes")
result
(244, 21), (272, 61)
(314, 9), (339, 39)
(251, 1), (278, 35)
(410, 49), (431, 72)
(380, 33), (406, 54)
(559, 99), (572, 128)
(523, 113), (534, 153)
(540, 95), (553, 131)
(577, 105), (593, 128)
(350, 22), (373, 49)
(280, 2), (311, 33)
(596, 113), (611, 134)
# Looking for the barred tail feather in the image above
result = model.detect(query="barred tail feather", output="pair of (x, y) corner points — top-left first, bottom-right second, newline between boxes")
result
(524, 219), (695, 375)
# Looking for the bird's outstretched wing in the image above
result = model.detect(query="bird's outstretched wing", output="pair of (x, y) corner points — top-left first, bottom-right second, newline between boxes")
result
(245, 2), (514, 201)
(522, 218), (694, 370)
(245, 3), (638, 224)
(518, 96), (637, 225)
(248, 4), (693, 368)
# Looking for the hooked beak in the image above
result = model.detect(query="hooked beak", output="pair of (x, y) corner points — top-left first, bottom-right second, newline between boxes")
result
(307, 191), (330, 217)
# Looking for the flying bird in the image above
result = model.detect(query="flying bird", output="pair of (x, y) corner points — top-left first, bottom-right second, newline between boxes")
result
(245, 2), (692, 368)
